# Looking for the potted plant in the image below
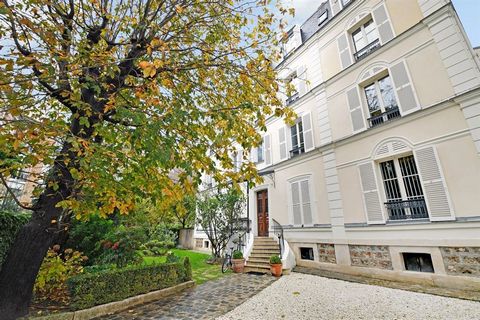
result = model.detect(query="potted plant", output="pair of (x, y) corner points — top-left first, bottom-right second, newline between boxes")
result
(232, 250), (245, 273)
(270, 254), (282, 277)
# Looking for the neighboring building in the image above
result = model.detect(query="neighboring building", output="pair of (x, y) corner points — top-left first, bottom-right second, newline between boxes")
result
(0, 165), (43, 212)
(196, 0), (480, 288)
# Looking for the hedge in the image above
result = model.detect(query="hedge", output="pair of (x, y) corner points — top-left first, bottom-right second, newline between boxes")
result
(0, 211), (30, 271)
(67, 257), (193, 310)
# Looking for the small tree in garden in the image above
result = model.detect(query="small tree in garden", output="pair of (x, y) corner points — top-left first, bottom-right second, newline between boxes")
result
(196, 187), (246, 259)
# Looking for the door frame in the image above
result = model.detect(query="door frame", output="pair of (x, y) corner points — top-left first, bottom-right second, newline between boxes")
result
(256, 189), (269, 237)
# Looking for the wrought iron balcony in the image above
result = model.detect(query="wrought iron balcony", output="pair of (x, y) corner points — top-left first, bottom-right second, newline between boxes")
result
(289, 144), (305, 158)
(385, 199), (429, 221)
(354, 39), (381, 61)
(368, 107), (401, 127)
(286, 92), (299, 106)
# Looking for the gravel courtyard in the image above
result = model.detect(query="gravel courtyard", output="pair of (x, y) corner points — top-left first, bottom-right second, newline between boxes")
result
(217, 273), (480, 320)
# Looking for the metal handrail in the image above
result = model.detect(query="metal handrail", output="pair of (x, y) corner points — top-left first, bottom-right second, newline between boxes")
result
(385, 199), (429, 220)
(272, 218), (284, 258)
(354, 39), (381, 61)
(286, 92), (299, 105)
(289, 144), (305, 157)
(367, 107), (401, 127)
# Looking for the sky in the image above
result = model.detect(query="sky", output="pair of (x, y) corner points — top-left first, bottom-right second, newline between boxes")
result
(285, 0), (480, 47)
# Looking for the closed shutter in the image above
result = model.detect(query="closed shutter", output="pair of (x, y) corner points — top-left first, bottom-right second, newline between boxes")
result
(337, 33), (353, 69)
(414, 146), (454, 221)
(264, 134), (272, 166)
(372, 4), (394, 44)
(346, 87), (366, 132)
(302, 112), (315, 152)
(251, 146), (258, 163)
(278, 127), (287, 160)
(291, 181), (302, 225)
(390, 61), (419, 115)
(358, 162), (385, 224)
(300, 180), (313, 225)
(296, 65), (307, 96)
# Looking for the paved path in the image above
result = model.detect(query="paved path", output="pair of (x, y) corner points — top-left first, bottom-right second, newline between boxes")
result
(218, 273), (480, 320)
(96, 273), (276, 320)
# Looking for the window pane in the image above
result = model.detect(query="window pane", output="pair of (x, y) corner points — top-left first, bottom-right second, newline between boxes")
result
(379, 161), (402, 201)
(364, 20), (378, 44)
(378, 76), (398, 110)
(352, 28), (366, 52)
(364, 83), (380, 116)
(298, 121), (304, 152)
(291, 125), (298, 150)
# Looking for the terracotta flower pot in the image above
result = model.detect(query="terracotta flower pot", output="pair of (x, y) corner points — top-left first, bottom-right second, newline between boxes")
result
(270, 263), (282, 277)
(232, 258), (245, 273)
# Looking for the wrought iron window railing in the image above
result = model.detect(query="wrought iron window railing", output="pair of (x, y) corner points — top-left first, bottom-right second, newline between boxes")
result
(354, 39), (381, 61)
(289, 144), (305, 158)
(385, 199), (428, 221)
(368, 107), (401, 127)
(286, 92), (299, 106)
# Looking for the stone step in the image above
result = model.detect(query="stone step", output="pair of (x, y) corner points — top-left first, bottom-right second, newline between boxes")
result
(244, 266), (271, 274)
(251, 249), (280, 254)
(248, 258), (270, 264)
(249, 253), (277, 259)
(245, 263), (271, 270)
(252, 245), (279, 250)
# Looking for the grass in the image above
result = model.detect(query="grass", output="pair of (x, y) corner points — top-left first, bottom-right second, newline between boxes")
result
(143, 249), (229, 285)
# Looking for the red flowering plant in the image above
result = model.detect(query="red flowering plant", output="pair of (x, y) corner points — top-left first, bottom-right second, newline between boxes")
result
(97, 226), (144, 268)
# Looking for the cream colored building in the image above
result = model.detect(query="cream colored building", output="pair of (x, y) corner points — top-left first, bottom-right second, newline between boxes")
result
(230, 0), (480, 289)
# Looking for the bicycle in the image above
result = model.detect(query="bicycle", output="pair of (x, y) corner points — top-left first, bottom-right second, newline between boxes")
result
(221, 246), (234, 273)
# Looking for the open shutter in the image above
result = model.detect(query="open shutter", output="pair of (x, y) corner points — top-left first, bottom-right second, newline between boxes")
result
(278, 127), (287, 160)
(390, 61), (419, 115)
(264, 134), (272, 166)
(300, 180), (313, 225)
(302, 112), (315, 152)
(296, 65), (307, 96)
(346, 87), (366, 132)
(414, 146), (454, 221)
(291, 181), (302, 225)
(372, 4), (394, 45)
(337, 33), (353, 69)
(358, 162), (385, 224)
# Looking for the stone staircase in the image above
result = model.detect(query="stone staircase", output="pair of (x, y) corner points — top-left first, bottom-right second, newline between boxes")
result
(244, 237), (280, 274)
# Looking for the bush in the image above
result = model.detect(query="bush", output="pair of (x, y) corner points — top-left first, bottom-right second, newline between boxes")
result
(0, 211), (30, 270)
(232, 250), (243, 259)
(269, 255), (281, 265)
(66, 215), (115, 265)
(34, 247), (87, 304)
(67, 258), (192, 310)
(166, 251), (179, 263)
(148, 224), (177, 245)
(140, 239), (173, 257)
(97, 226), (145, 268)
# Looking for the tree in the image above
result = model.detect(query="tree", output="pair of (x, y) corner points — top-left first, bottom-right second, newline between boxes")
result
(0, 0), (294, 317)
(172, 194), (196, 229)
(196, 186), (246, 259)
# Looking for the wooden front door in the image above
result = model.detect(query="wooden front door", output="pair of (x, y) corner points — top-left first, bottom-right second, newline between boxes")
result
(257, 190), (269, 236)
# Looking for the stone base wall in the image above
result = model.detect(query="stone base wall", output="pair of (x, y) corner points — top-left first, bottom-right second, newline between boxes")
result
(318, 243), (336, 263)
(349, 245), (393, 270)
(440, 247), (480, 277)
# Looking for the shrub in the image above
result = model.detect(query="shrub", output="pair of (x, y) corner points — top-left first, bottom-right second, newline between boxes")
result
(97, 226), (145, 268)
(0, 211), (30, 270)
(183, 257), (192, 281)
(66, 215), (115, 265)
(232, 250), (243, 259)
(148, 224), (177, 245)
(166, 251), (179, 263)
(269, 255), (281, 265)
(67, 258), (192, 310)
(140, 239), (173, 257)
(34, 248), (87, 304)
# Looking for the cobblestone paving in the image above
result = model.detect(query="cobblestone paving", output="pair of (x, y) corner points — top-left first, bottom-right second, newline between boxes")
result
(96, 273), (276, 320)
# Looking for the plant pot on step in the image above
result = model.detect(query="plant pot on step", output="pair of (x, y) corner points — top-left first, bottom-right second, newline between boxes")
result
(232, 250), (245, 273)
(270, 254), (282, 277)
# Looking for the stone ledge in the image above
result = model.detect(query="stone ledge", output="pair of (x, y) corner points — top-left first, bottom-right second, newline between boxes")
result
(32, 280), (195, 320)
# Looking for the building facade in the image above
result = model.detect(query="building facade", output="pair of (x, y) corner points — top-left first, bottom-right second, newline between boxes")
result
(224, 0), (480, 288)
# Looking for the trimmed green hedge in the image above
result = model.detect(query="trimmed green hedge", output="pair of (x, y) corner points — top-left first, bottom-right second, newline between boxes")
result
(0, 211), (30, 270)
(67, 257), (193, 310)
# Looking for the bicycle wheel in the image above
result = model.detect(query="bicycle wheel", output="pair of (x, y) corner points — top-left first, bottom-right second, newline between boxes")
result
(221, 257), (231, 273)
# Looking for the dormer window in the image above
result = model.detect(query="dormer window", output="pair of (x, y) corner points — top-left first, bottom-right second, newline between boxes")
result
(318, 10), (328, 25)
(281, 25), (302, 59)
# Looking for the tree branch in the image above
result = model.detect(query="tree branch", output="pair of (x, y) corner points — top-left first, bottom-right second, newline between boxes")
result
(0, 174), (35, 211)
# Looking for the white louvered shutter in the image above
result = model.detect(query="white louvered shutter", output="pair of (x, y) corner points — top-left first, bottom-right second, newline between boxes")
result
(337, 33), (353, 69)
(251, 146), (258, 163)
(302, 112), (315, 152)
(358, 162), (385, 224)
(414, 146), (454, 221)
(300, 180), (313, 225)
(390, 61), (419, 115)
(296, 65), (307, 96)
(291, 181), (302, 225)
(372, 4), (394, 45)
(264, 134), (272, 166)
(278, 127), (287, 160)
(346, 87), (366, 132)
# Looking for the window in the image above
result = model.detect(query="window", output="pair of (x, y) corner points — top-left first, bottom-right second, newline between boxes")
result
(379, 155), (428, 221)
(364, 75), (400, 127)
(341, 0), (352, 7)
(318, 10), (328, 25)
(352, 19), (380, 60)
(290, 119), (304, 157)
(256, 139), (264, 163)
(204, 240), (209, 248)
(285, 73), (299, 105)
(403, 253), (434, 273)
(290, 178), (313, 225)
(300, 247), (314, 260)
